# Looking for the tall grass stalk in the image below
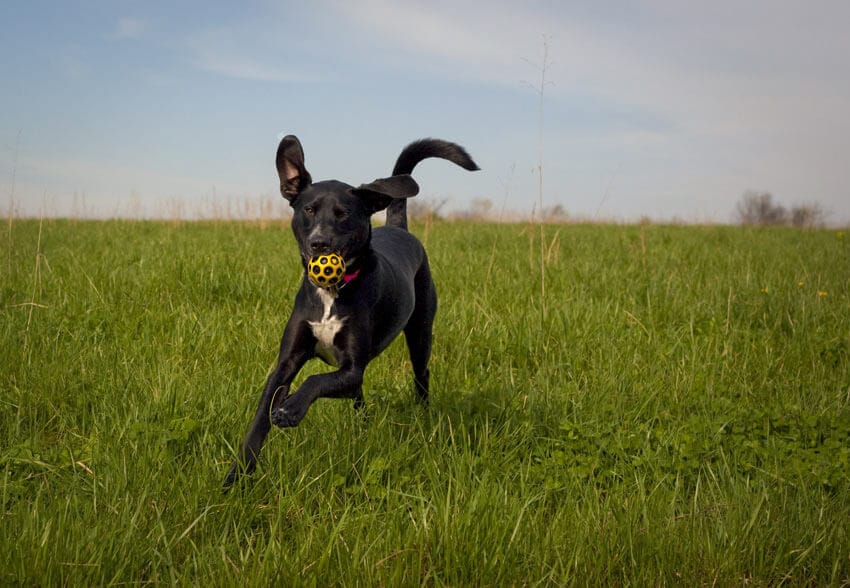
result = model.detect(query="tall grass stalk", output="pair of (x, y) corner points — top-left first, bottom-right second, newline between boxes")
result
(524, 35), (554, 321)
(6, 129), (21, 279)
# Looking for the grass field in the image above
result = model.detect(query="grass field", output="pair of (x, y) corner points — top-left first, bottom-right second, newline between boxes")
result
(2, 218), (849, 585)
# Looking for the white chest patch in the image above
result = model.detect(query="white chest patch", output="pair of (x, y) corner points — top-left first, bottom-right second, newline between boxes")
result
(308, 288), (345, 364)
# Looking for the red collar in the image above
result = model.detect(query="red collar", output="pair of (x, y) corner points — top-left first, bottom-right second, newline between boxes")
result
(342, 269), (360, 284)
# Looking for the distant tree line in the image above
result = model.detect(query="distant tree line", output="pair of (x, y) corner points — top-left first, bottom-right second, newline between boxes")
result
(735, 191), (827, 228)
(408, 191), (830, 226)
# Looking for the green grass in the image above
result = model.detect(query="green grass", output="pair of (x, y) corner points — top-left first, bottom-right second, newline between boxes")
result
(2, 218), (849, 585)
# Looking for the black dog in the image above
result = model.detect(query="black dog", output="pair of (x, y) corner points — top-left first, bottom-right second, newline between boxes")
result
(224, 135), (478, 487)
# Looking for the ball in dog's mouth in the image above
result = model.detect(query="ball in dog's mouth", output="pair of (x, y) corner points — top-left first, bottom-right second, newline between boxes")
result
(307, 253), (346, 288)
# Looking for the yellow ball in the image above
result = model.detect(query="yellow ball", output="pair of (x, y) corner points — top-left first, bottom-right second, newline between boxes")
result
(307, 253), (346, 288)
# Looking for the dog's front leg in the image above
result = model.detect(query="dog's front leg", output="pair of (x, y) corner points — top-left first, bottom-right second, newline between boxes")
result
(224, 322), (312, 488)
(271, 364), (365, 428)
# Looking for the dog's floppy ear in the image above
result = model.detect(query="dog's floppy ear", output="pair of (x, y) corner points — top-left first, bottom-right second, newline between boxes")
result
(276, 135), (312, 201)
(352, 174), (420, 214)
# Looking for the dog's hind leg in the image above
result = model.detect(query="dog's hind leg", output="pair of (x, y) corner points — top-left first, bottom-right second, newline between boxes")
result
(405, 327), (431, 404)
(404, 263), (437, 404)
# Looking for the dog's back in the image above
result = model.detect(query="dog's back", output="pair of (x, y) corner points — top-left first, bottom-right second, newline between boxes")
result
(385, 139), (479, 230)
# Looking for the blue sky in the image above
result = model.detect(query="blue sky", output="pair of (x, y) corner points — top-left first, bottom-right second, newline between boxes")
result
(2, 0), (849, 223)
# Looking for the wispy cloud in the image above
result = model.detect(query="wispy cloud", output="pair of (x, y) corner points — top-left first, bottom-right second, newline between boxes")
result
(192, 52), (318, 83)
(184, 26), (323, 82)
(334, 6), (850, 148)
(331, 0), (850, 128)
(111, 17), (146, 40)
(333, 0), (550, 85)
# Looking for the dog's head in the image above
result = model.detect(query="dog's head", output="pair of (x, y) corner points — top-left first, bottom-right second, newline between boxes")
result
(276, 135), (419, 265)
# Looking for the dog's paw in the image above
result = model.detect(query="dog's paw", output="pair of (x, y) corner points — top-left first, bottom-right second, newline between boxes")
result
(222, 468), (239, 491)
(223, 458), (258, 491)
(271, 397), (306, 428)
(223, 464), (247, 492)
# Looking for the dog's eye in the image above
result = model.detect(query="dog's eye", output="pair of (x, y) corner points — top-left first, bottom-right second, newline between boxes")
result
(303, 206), (315, 216)
(334, 208), (349, 220)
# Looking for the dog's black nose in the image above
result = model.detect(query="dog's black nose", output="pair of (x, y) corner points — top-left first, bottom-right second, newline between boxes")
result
(309, 240), (331, 255)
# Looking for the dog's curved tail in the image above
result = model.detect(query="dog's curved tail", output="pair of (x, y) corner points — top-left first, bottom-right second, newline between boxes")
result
(386, 139), (479, 230)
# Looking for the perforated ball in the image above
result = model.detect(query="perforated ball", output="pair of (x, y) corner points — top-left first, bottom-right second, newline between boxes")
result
(307, 253), (345, 288)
